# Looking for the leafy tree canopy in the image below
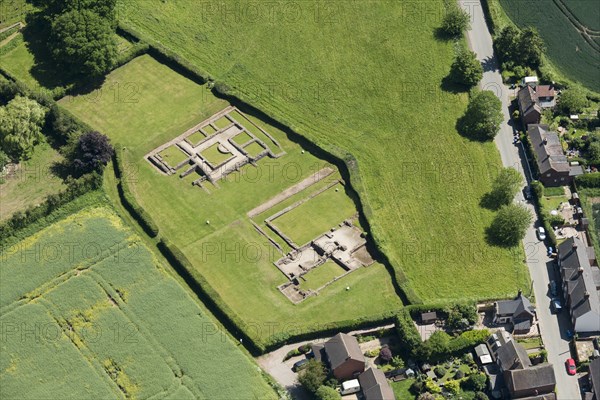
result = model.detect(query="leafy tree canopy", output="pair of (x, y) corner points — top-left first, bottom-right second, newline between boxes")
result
(0, 96), (47, 160)
(441, 7), (470, 37)
(450, 49), (483, 88)
(457, 90), (503, 140)
(488, 204), (532, 247)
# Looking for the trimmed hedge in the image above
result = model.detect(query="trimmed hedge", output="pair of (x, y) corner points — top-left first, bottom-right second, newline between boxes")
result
(576, 173), (600, 188)
(113, 146), (159, 238)
(530, 180), (558, 246)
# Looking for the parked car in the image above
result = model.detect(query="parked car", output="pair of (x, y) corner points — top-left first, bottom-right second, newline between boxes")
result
(523, 186), (532, 201)
(549, 280), (558, 296)
(565, 358), (576, 375)
(537, 227), (547, 241)
(551, 298), (562, 314)
(292, 358), (309, 372)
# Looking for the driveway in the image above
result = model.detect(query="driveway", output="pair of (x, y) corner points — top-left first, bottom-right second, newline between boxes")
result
(459, 1), (581, 399)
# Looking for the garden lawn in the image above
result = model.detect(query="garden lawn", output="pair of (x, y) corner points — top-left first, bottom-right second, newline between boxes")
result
(60, 55), (403, 346)
(298, 261), (346, 291)
(391, 379), (415, 400)
(0, 206), (276, 399)
(0, 141), (66, 221)
(116, 0), (529, 303)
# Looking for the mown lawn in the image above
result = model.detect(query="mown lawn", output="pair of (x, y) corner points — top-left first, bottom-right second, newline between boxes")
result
(0, 141), (66, 221)
(60, 55), (403, 344)
(0, 206), (276, 399)
(117, 0), (529, 302)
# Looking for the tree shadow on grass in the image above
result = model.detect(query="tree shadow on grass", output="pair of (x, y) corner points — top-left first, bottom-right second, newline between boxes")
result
(484, 225), (520, 248)
(440, 75), (469, 94)
(479, 192), (502, 211)
(433, 27), (457, 42)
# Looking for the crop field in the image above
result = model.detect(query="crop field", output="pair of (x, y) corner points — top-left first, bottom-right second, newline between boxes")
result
(0, 142), (66, 221)
(116, 0), (530, 302)
(499, 0), (600, 92)
(60, 55), (403, 345)
(0, 206), (276, 399)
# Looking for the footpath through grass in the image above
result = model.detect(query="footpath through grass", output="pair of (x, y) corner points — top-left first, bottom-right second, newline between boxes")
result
(117, 0), (529, 302)
(0, 206), (277, 399)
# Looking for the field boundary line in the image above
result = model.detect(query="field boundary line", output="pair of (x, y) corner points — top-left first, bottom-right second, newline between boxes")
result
(37, 297), (125, 398)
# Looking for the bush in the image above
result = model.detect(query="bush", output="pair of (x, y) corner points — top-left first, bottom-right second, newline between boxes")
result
(298, 360), (327, 394)
(454, 370), (465, 379)
(434, 366), (447, 378)
(463, 373), (487, 391)
(0, 149), (10, 170)
(114, 146), (159, 238)
(283, 349), (301, 361)
(315, 386), (341, 400)
(444, 379), (460, 395)
(379, 346), (393, 363)
(395, 309), (422, 358)
(475, 392), (489, 400)
(576, 173), (600, 188)
(298, 343), (312, 354)
(441, 7), (470, 37)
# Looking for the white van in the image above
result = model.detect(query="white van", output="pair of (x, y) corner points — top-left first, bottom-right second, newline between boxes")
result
(340, 379), (360, 395)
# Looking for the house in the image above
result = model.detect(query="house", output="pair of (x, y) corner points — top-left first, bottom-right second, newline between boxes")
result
(517, 84), (556, 127)
(493, 291), (536, 334)
(558, 237), (600, 333)
(311, 332), (365, 380)
(420, 311), (437, 324)
(528, 124), (583, 186)
(358, 367), (395, 400)
(484, 331), (556, 399)
(588, 358), (600, 400)
(504, 364), (556, 398)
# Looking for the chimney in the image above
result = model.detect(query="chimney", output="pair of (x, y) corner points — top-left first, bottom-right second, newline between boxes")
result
(543, 138), (548, 145)
(584, 291), (590, 298)
(579, 267), (584, 275)
(573, 241), (578, 250)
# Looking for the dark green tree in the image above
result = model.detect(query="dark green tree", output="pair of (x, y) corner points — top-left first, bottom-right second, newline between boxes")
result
(457, 90), (503, 140)
(518, 28), (545, 69)
(450, 49), (483, 87)
(489, 167), (523, 208)
(441, 7), (470, 37)
(463, 373), (487, 391)
(488, 204), (532, 247)
(298, 360), (327, 394)
(50, 9), (117, 77)
(559, 86), (588, 114)
(495, 25), (520, 66)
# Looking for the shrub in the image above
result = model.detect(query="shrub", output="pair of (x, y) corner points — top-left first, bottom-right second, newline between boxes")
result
(283, 349), (301, 361)
(475, 392), (489, 400)
(298, 343), (312, 354)
(395, 310), (422, 358)
(434, 366), (447, 378)
(315, 386), (341, 400)
(298, 360), (327, 394)
(379, 346), (393, 363)
(576, 173), (600, 188)
(441, 7), (470, 37)
(463, 373), (487, 391)
(364, 348), (380, 358)
(559, 86), (588, 114)
(444, 379), (460, 395)
(0, 149), (10, 170)
(454, 370), (465, 379)
(391, 356), (405, 369)
(424, 378), (441, 394)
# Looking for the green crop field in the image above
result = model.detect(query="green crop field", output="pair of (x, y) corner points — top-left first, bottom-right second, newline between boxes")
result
(60, 54), (403, 346)
(499, 0), (600, 92)
(0, 142), (66, 221)
(0, 206), (276, 399)
(116, 0), (529, 303)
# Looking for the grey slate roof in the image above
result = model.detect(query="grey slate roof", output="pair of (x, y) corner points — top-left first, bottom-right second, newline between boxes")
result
(528, 124), (570, 174)
(496, 292), (535, 319)
(558, 237), (600, 326)
(590, 357), (600, 399)
(323, 333), (364, 370)
(496, 339), (531, 370)
(358, 367), (395, 400)
(504, 363), (556, 394)
(518, 86), (542, 118)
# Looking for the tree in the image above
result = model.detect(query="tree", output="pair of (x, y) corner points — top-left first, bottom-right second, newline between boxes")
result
(32, 0), (117, 22)
(518, 28), (545, 69)
(298, 360), (327, 394)
(50, 9), (117, 77)
(0, 96), (47, 160)
(379, 346), (393, 363)
(72, 131), (114, 175)
(463, 373), (487, 391)
(315, 386), (341, 400)
(419, 331), (451, 360)
(495, 25), (520, 66)
(489, 167), (523, 208)
(588, 142), (600, 165)
(450, 49), (483, 87)
(441, 7), (470, 37)
(560, 86), (588, 114)
(457, 90), (503, 140)
(489, 204), (532, 247)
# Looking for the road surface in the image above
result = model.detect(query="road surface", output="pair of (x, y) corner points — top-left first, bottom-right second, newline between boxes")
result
(459, 1), (581, 399)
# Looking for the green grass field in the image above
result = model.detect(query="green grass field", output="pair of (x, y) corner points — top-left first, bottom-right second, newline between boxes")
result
(298, 261), (346, 291)
(0, 206), (276, 399)
(0, 142), (66, 221)
(271, 183), (357, 245)
(159, 145), (189, 167)
(60, 55), (403, 345)
(116, 0), (529, 303)
(0, 0), (29, 29)
(201, 142), (231, 166)
(499, 0), (599, 92)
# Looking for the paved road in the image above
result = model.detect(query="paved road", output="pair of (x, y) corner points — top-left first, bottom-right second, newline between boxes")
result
(459, 1), (581, 399)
